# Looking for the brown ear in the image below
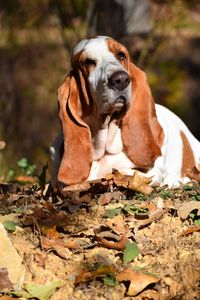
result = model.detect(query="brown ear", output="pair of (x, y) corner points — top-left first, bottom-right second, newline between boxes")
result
(57, 73), (93, 185)
(121, 63), (164, 168)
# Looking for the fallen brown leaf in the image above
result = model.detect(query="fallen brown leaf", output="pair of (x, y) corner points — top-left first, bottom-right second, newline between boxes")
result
(177, 226), (200, 237)
(60, 181), (91, 194)
(117, 268), (159, 296)
(93, 224), (128, 250)
(0, 296), (14, 300)
(96, 233), (128, 250)
(34, 252), (47, 268)
(75, 264), (116, 285)
(105, 214), (128, 236)
(110, 170), (153, 195)
(98, 192), (113, 206)
(177, 200), (200, 219)
(41, 236), (69, 259)
(42, 226), (60, 238)
(23, 202), (69, 229)
(128, 172), (153, 195)
(64, 239), (80, 249)
(71, 193), (92, 204)
(0, 183), (18, 193)
(0, 268), (13, 290)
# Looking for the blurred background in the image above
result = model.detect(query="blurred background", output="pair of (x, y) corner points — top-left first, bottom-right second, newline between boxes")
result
(0, 0), (200, 179)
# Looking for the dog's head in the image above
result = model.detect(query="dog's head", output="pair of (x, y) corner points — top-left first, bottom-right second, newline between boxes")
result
(72, 36), (132, 117)
(57, 36), (163, 186)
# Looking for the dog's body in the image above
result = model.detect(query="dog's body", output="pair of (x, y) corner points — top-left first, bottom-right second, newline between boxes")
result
(51, 36), (200, 187)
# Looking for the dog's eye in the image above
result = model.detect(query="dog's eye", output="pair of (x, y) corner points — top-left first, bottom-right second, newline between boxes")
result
(117, 51), (126, 61)
(83, 58), (96, 67)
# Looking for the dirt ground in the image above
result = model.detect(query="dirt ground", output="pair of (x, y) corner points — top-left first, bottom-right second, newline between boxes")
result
(0, 176), (200, 300)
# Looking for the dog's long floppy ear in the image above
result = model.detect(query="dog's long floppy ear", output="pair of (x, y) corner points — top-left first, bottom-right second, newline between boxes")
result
(57, 72), (93, 185)
(121, 63), (164, 168)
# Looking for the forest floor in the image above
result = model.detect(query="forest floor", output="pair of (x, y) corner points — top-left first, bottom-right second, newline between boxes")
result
(0, 172), (200, 300)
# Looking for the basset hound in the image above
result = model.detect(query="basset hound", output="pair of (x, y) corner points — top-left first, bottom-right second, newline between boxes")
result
(50, 36), (200, 188)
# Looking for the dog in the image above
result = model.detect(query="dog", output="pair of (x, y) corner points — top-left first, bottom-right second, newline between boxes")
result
(50, 36), (200, 188)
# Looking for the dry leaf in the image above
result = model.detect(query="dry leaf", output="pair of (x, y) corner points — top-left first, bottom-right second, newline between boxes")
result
(105, 214), (128, 236)
(64, 239), (80, 249)
(23, 202), (69, 229)
(75, 264), (116, 284)
(41, 227), (70, 259)
(128, 172), (153, 195)
(60, 181), (91, 193)
(98, 192), (113, 205)
(178, 226), (200, 237)
(96, 233), (127, 250)
(34, 252), (47, 268)
(71, 193), (92, 204)
(0, 268), (13, 290)
(41, 236), (69, 259)
(177, 201), (200, 219)
(117, 268), (159, 296)
(111, 170), (153, 195)
(94, 224), (128, 249)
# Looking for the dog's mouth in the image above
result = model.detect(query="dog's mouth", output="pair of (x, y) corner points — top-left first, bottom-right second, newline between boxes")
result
(112, 96), (127, 111)
(105, 96), (129, 120)
(99, 96), (130, 124)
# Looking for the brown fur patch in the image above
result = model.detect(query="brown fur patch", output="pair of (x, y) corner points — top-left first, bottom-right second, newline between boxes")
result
(180, 131), (195, 177)
(107, 38), (164, 167)
(121, 63), (164, 167)
(107, 38), (129, 70)
(57, 75), (93, 186)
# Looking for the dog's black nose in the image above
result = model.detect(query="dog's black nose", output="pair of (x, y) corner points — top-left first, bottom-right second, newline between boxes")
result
(108, 71), (130, 91)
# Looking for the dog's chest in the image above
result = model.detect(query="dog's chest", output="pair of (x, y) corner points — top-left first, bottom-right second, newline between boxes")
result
(88, 121), (135, 180)
(92, 121), (123, 160)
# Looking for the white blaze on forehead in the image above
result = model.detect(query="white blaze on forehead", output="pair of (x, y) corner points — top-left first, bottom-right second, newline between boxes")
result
(72, 36), (117, 62)
(73, 36), (109, 55)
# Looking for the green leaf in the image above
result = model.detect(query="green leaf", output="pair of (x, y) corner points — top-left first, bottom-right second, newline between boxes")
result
(26, 164), (36, 176)
(24, 281), (63, 300)
(159, 190), (171, 199)
(103, 275), (117, 286)
(10, 290), (31, 298)
(123, 242), (140, 264)
(123, 204), (149, 216)
(17, 158), (28, 169)
(183, 185), (193, 191)
(194, 219), (200, 225)
(196, 195), (200, 201)
(132, 265), (147, 271)
(7, 169), (15, 181)
(103, 207), (122, 218)
(3, 220), (17, 232)
(188, 191), (197, 197)
(11, 280), (63, 300)
(189, 212), (196, 219)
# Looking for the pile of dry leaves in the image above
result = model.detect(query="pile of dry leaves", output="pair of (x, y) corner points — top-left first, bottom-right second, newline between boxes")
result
(0, 170), (200, 300)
